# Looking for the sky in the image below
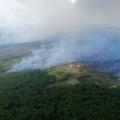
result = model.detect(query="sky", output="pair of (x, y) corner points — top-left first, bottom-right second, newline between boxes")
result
(0, 0), (120, 45)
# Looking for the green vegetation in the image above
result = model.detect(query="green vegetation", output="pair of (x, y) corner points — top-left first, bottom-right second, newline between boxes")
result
(0, 56), (22, 72)
(0, 42), (55, 73)
(0, 42), (46, 72)
(0, 63), (120, 120)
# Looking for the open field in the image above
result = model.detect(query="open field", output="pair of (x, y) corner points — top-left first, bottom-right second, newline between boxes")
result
(0, 41), (53, 72)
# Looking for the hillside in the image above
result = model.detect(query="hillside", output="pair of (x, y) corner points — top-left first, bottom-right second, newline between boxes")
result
(0, 62), (120, 120)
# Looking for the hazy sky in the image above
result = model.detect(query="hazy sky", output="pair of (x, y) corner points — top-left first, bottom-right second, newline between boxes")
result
(0, 0), (120, 45)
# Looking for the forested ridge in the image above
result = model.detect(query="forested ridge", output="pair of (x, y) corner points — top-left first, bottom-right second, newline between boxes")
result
(0, 63), (120, 120)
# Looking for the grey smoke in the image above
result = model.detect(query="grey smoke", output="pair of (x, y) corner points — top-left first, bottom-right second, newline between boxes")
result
(8, 27), (120, 79)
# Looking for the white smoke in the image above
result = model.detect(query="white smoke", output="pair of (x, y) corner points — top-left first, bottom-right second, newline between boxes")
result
(8, 27), (120, 79)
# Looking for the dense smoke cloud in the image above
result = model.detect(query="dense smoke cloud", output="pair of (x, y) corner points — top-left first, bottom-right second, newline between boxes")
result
(0, 0), (120, 44)
(8, 28), (120, 79)
(1, 0), (120, 78)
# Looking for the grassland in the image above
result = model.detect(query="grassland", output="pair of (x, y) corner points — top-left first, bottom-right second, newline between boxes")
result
(0, 42), (47, 72)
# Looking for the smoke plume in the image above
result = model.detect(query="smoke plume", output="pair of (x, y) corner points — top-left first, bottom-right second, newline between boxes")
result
(8, 27), (120, 79)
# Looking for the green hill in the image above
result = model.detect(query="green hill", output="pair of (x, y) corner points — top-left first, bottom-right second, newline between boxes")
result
(0, 62), (120, 120)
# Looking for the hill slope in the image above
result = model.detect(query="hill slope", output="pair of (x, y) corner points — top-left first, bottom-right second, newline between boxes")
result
(0, 62), (120, 120)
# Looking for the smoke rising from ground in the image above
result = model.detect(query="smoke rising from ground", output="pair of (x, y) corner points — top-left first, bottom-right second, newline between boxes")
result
(8, 27), (120, 79)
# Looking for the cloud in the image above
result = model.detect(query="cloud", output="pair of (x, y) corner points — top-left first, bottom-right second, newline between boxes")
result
(0, 0), (119, 44)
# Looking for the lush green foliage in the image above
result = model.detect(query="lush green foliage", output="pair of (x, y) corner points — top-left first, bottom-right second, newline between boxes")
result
(0, 64), (120, 120)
